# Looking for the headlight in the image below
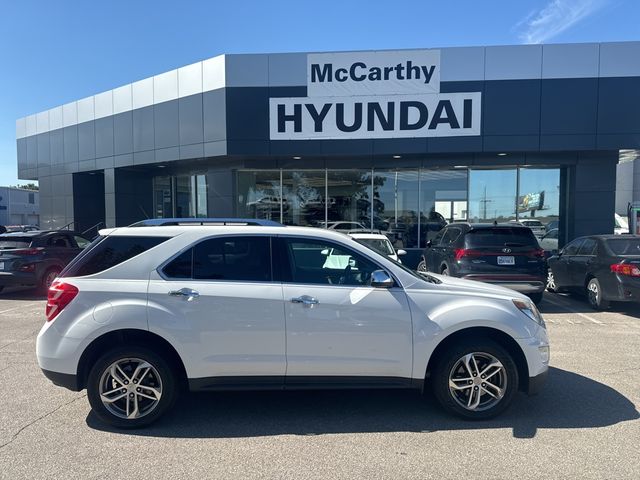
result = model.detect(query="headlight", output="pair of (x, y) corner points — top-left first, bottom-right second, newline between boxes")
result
(513, 299), (546, 328)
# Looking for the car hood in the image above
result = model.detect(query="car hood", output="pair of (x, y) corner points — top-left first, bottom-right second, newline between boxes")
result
(408, 272), (528, 301)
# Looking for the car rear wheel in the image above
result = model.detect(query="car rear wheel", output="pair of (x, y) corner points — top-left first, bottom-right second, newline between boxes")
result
(40, 267), (61, 293)
(586, 277), (609, 310)
(417, 257), (428, 272)
(441, 265), (450, 276)
(432, 340), (518, 419)
(87, 346), (177, 428)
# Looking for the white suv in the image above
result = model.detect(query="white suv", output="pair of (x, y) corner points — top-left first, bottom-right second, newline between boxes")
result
(37, 218), (549, 428)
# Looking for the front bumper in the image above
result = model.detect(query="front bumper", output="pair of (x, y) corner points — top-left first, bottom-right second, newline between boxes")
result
(41, 368), (81, 391)
(462, 274), (546, 294)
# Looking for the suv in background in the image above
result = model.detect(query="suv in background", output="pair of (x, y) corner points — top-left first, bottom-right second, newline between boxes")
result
(0, 230), (91, 293)
(417, 223), (547, 304)
(36, 218), (549, 427)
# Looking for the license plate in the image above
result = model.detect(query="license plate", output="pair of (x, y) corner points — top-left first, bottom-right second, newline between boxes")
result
(497, 256), (515, 265)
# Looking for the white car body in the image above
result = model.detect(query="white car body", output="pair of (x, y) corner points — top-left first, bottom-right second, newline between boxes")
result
(36, 223), (549, 425)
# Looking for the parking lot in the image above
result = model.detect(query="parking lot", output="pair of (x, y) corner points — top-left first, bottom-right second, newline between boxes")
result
(0, 288), (638, 480)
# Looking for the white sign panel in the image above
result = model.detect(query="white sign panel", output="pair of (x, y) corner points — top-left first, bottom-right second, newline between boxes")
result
(269, 92), (481, 140)
(307, 50), (440, 97)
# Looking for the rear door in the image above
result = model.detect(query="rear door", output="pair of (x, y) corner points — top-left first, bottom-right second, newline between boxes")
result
(147, 235), (286, 383)
(553, 238), (584, 287)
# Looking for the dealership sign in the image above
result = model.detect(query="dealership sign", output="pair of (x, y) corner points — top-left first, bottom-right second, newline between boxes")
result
(269, 50), (481, 140)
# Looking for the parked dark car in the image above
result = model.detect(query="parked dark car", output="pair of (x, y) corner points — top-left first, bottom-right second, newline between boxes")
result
(0, 230), (91, 293)
(417, 223), (547, 303)
(546, 235), (640, 310)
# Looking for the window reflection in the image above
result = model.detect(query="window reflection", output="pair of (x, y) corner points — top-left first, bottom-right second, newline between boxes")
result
(373, 171), (419, 248)
(468, 169), (517, 223)
(282, 171), (325, 226)
(326, 170), (372, 230)
(518, 168), (560, 231)
(237, 170), (281, 221)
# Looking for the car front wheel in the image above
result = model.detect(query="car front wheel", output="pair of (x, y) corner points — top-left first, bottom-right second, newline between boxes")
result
(87, 346), (177, 428)
(432, 340), (518, 419)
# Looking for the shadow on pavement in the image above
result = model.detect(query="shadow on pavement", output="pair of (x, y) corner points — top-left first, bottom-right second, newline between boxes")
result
(87, 367), (638, 439)
(540, 292), (640, 318)
(0, 286), (45, 301)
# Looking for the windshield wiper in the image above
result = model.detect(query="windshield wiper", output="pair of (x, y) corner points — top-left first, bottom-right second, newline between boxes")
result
(417, 271), (442, 284)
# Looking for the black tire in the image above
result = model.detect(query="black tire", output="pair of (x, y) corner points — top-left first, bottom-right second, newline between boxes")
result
(87, 346), (177, 428)
(417, 257), (428, 272)
(528, 292), (543, 305)
(586, 277), (609, 310)
(39, 267), (61, 293)
(441, 265), (450, 276)
(432, 339), (519, 420)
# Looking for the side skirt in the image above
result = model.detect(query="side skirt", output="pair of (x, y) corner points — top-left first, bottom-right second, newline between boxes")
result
(188, 376), (423, 392)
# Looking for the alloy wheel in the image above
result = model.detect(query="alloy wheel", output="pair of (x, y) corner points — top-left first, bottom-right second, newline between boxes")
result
(448, 352), (507, 412)
(547, 271), (556, 291)
(98, 358), (163, 420)
(587, 280), (600, 307)
(44, 270), (60, 289)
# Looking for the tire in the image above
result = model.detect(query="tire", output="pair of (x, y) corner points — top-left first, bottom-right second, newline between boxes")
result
(417, 257), (428, 272)
(586, 277), (609, 310)
(528, 292), (543, 305)
(546, 270), (558, 293)
(441, 265), (450, 276)
(87, 346), (177, 428)
(39, 267), (61, 293)
(432, 339), (519, 420)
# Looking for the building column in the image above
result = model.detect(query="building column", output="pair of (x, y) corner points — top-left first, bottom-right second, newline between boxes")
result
(104, 168), (116, 228)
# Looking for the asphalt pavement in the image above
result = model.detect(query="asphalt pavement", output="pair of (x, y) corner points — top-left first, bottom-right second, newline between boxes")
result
(0, 287), (638, 479)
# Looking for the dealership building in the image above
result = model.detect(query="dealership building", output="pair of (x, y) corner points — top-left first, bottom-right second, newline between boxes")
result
(15, 41), (640, 265)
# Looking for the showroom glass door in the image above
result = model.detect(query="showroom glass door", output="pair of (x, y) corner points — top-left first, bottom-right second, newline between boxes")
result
(153, 174), (207, 218)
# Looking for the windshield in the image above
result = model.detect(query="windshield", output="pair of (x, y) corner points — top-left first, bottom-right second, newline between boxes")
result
(356, 238), (395, 256)
(466, 228), (538, 247)
(606, 238), (640, 256)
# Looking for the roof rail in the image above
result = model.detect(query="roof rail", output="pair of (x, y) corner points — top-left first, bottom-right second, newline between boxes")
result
(128, 218), (284, 227)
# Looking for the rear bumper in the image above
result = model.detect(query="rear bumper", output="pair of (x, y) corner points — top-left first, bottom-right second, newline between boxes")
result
(462, 275), (546, 294)
(607, 278), (640, 302)
(527, 369), (548, 395)
(0, 271), (37, 287)
(41, 369), (81, 391)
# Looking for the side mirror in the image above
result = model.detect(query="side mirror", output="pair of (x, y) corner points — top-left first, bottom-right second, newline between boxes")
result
(426, 240), (432, 248)
(370, 270), (394, 288)
(397, 249), (407, 256)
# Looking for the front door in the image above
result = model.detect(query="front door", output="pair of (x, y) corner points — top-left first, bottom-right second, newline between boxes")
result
(147, 235), (286, 383)
(279, 237), (413, 384)
(553, 238), (584, 288)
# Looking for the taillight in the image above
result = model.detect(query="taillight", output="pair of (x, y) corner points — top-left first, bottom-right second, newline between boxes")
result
(12, 247), (44, 255)
(610, 263), (640, 277)
(454, 249), (482, 260)
(528, 248), (546, 259)
(45, 281), (79, 322)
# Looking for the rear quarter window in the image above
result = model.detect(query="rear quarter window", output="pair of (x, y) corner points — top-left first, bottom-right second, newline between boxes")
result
(61, 236), (169, 277)
(606, 238), (640, 256)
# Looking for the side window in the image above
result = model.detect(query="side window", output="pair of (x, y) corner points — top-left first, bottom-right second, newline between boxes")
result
(441, 228), (461, 246)
(432, 229), (445, 245)
(563, 239), (584, 256)
(284, 238), (380, 286)
(48, 235), (71, 248)
(192, 236), (271, 282)
(163, 249), (193, 279)
(577, 238), (597, 256)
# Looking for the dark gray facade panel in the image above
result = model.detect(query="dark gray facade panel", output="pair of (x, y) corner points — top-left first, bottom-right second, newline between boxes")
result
(439, 81), (485, 94)
(26, 136), (37, 169)
(203, 89), (227, 142)
(226, 140), (269, 155)
(429, 137), (482, 153)
(113, 111), (134, 155)
(540, 135), (596, 151)
(597, 77), (640, 134)
(268, 86), (307, 98)
(225, 88), (269, 140)
(132, 106), (154, 152)
(372, 138), (428, 155)
(95, 117), (114, 158)
(50, 164), (65, 175)
(114, 153), (133, 167)
(114, 169), (153, 226)
(49, 129), (64, 165)
(78, 159), (96, 171)
(95, 156), (115, 170)
(155, 146), (179, 162)
(483, 80), (541, 136)
(326, 157), (374, 169)
(321, 139), (374, 156)
(179, 94), (204, 145)
(154, 100), (180, 149)
(540, 79), (598, 135)
(574, 162), (617, 192)
(73, 172), (105, 232)
(133, 150), (155, 165)
(179, 143), (204, 160)
(482, 135), (540, 152)
(78, 121), (96, 161)
(269, 140), (325, 156)
(573, 191), (614, 220)
(37, 132), (50, 167)
(63, 126), (79, 164)
(37, 166), (51, 177)
(16, 138), (27, 169)
(597, 133), (640, 149)
(203, 140), (227, 157)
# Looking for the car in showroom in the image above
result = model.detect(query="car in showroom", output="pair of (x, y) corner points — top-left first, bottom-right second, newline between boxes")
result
(348, 231), (407, 263)
(546, 235), (640, 310)
(417, 223), (547, 304)
(0, 230), (91, 293)
(36, 218), (549, 428)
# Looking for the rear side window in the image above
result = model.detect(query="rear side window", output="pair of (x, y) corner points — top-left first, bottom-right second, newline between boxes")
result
(441, 228), (461, 246)
(163, 236), (272, 282)
(0, 237), (33, 249)
(465, 228), (538, 248)
(577, 238), (597, 255)
(62, 236), (169, 277)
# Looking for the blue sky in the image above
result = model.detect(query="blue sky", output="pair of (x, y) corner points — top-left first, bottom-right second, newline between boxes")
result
(0, 0), (637, 186)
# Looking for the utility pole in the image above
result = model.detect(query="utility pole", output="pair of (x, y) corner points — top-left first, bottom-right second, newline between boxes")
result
(480, 186), (493, 221)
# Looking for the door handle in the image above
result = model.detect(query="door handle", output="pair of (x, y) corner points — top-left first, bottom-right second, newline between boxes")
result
(291, 295), (319, 305)
(168, 288), (200, 301)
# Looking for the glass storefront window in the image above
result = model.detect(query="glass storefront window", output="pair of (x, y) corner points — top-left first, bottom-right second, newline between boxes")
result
(153, 176), (172, 218)
(373, 170), (419, 248)
(468, 169), (517, 223)
(153, 174), (207, 218)
(282, 170), (325, 226)
(518, 168), (560, 236)
(237, 170), (281, 221)
(420, 169), (468, 246)
(327, 170), (372, 231)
